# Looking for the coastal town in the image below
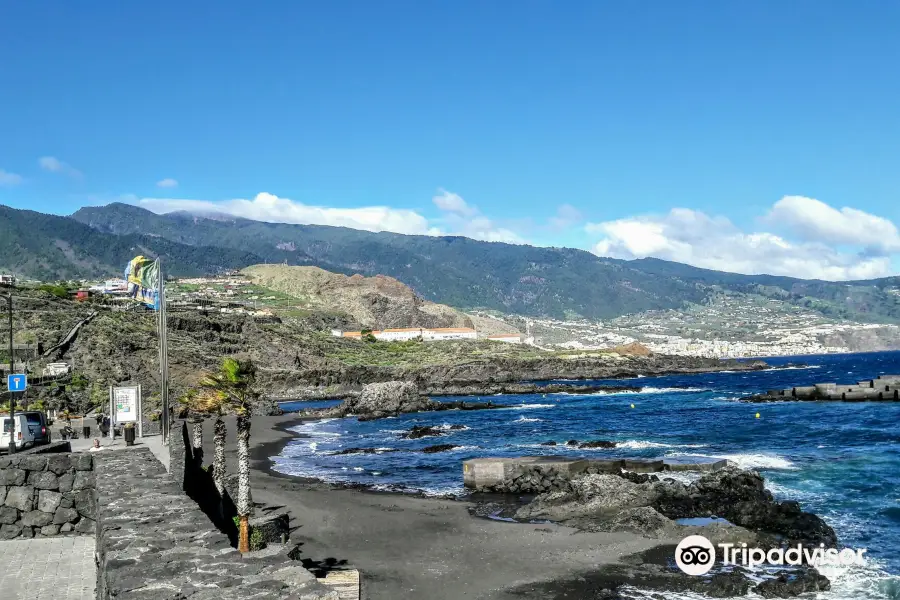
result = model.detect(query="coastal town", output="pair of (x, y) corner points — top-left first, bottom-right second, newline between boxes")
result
(518, 291), (900, 357)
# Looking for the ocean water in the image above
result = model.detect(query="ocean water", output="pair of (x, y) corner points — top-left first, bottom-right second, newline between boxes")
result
(274, 351), (900, 599)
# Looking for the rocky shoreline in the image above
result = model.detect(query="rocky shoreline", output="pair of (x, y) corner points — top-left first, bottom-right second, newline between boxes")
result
(272, 354), (770, 400)
(295, 380), (656, 421)
(472, 463), (837, 598)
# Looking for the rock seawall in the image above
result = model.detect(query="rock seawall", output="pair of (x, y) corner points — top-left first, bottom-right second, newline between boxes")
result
(0, 442), (95, 539)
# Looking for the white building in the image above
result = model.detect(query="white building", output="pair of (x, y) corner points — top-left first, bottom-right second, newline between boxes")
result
(377, 328), (425, 341)
(89, 279), (128, 294)
(0, 275), (16, 285)
(43, 363), (70, 377)
(422, 328), (477, 341)
(486, 334), (523, 344)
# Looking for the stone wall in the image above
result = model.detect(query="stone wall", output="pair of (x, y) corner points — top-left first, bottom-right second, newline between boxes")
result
(0, 443), (96, 539)
(95, 447), (337, 599)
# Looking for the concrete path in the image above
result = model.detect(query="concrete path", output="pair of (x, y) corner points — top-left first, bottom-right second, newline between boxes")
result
(0, 536), (96, 599)
(68, 433), (170, 472)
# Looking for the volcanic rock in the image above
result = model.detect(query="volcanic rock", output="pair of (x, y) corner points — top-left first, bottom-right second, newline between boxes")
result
(421, 444), (459, 454)
(578, 440), (617, 449)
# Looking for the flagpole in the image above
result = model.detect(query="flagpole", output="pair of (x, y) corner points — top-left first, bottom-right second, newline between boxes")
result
(157, 258), (170, 444)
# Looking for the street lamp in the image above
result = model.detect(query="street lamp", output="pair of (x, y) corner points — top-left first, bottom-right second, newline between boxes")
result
(1, 293), (14, 455)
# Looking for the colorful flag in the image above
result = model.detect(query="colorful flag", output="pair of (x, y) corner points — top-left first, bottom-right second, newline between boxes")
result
(124, 255), (160, 309)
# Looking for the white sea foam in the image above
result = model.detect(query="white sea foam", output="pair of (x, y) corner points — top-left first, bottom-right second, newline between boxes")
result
(667, 452), (797, 471)
(514, 416), (543, 423)
(640, 386), (709, 393)
(617, 440), (708, 450)
(439, 445), (479, 452)
(292, 418), (343, 438)
(509, 403), (555, 410)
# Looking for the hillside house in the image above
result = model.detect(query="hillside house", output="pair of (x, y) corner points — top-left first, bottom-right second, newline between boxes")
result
(486, 333), (523, 344)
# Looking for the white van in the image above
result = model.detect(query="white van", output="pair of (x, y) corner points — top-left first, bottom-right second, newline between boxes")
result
(0, 415), (36, 452)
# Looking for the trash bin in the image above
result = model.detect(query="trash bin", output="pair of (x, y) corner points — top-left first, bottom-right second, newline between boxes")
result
(82, 426), (91, 438)
(124, 426), (136, 446)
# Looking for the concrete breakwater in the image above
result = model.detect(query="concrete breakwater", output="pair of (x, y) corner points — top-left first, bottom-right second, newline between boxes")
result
(742, 374), (900, 402)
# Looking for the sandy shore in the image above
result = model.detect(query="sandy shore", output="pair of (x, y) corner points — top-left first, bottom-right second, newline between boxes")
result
(200, 414), (673, 600)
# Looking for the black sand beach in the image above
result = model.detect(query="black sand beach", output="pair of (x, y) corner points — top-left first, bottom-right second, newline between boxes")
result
(201, 414), (675, 600)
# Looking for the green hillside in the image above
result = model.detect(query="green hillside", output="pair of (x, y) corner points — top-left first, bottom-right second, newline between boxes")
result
(1, 202), (898, 323)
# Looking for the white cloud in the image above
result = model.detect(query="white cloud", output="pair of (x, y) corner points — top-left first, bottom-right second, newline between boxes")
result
(136, 188), (527, 244)
(432, 189), (477, 217)
(38, 156), (82, 179)
(156, 178), (178, 189)
(140, 192), (433, 235)
(588, 199), (898, 280)
(765, 195), (900, 253)
(431, 189), (526, 244)
(0, 169), (23, 187)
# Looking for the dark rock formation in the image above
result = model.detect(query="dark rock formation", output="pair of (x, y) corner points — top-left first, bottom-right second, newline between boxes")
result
(578, 440), (617, 449)
(336, 381), (438, 419)
(507, 465), (835, 548)
(753, 568), (831, 597)
(400, 425), (465, 439)
(427, 383), (642, 396)
(329, 447), (398, 456)
(674, 467), (838, 546)
(421, 444), (459, 454)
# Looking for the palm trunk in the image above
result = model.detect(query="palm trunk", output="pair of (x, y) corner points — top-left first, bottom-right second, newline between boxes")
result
(236, 412), (252, 553)
(191, 418), (204, 466)
(212, 416), (226, 496)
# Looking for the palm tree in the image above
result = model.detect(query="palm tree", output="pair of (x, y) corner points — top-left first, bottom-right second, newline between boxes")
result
(193, 382), (230, 499)
(177, 389), (206, 467)
(199, 357), (259, 553)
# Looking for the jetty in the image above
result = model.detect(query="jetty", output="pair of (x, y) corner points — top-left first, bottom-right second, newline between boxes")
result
(742, 374), (900, 403)
(463, 456), (729, 490)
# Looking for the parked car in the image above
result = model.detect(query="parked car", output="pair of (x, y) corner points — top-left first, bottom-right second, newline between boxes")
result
(23, 411), (51, 444)
(0, 414), (37, 452)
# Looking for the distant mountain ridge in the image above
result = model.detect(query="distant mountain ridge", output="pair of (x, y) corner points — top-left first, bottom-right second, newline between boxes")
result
(1, 202), (898, 322)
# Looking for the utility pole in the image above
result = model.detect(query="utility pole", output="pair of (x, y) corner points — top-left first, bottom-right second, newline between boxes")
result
(2, 293), (15, 454)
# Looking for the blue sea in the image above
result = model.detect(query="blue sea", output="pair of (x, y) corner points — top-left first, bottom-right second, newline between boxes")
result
(275, 352), (900, 599)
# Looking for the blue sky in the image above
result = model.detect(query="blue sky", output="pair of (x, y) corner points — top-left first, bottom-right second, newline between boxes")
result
(2, 2), (899, 279)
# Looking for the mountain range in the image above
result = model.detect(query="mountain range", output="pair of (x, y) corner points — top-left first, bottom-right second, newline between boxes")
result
(1, 202), (899, 323)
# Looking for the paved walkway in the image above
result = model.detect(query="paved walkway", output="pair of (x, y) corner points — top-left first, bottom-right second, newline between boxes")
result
(0, 536), (96, 599)
(69, 432), (170, 472)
